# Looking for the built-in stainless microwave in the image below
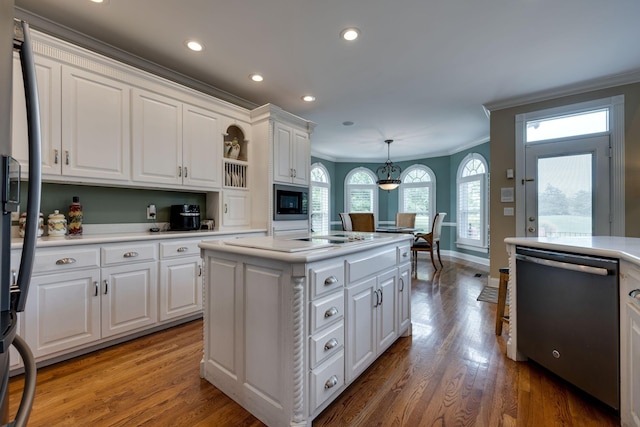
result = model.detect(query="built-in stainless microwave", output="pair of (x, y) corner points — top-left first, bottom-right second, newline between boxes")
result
(274, 184), (308, 221)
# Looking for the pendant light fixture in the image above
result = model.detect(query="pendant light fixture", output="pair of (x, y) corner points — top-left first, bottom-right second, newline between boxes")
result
(376, 139), (402, 191)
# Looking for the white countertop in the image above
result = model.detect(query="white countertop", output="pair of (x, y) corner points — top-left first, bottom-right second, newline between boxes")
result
(11, 228), (267, 249)
(504, 236), (640, 264)
(200, 232), (414, 263)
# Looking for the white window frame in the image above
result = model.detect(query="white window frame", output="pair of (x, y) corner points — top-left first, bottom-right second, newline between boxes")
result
(344, 167), (378, 221)
(456, 153), (488, 252)
(515, 95), (625, 236)
(399, 164), (436, 230)
(310, 163), (330, 234)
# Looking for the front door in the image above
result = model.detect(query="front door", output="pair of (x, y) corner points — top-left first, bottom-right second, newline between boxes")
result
(524, 135), (610, 237)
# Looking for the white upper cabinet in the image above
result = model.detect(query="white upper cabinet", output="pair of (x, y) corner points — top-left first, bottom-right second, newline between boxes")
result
(132, 88), (223, 190)
(132, 88), (183, 186)
(273, 121), (310, 186)
(182, 104), (222, 189)
(61, 65), (131, 181)
(12, 53), (61, 177)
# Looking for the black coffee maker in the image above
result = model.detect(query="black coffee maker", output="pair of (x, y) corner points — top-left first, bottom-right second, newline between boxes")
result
(170, 204), (201, 230)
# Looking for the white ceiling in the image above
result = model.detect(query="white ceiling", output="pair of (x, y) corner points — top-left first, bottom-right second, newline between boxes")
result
(14, 0), (640, 162)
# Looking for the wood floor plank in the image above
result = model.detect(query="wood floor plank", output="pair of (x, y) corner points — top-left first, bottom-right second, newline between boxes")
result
(7, 256), (621, 426)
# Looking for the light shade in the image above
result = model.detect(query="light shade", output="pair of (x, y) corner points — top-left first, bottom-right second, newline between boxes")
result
(376, 139), (402, 191)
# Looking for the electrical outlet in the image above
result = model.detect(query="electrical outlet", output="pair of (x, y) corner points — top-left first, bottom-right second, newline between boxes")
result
(147, 204), (156, 220)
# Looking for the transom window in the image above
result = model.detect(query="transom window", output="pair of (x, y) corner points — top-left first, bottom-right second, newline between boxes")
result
(345, 167), (378, 220)
(456, 153), (488, 251)
(310, 163), (330, 234)
(526, 108), (609, 143)
(399, 165), (435, 230)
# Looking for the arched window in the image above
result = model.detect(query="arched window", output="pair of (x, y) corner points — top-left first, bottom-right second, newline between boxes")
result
(344, 167), (378, 221)
(310, 163), (330, 234)
(399, 165), (436, 230)
(456, 153), (488, 251)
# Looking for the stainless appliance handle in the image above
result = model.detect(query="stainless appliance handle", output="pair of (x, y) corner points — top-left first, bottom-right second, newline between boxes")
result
(515, 254), (610, 276)
(15, 21), (42, 313)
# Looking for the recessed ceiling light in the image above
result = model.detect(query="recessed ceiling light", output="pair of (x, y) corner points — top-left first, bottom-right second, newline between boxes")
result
(185, 40), (203, 52)
(90, 0), (108, 3)
(249, 74), (264, 82)
(302, 95), (316, 102)
(340, 28), (360, 41)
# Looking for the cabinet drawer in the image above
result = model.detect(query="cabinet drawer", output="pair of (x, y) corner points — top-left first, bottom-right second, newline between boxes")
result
(346, 247), (397, 284)
(310, 262), (344, 299)
(310, 292), (344, 335)
(33, 247), (100, 274)
(160, 239), (201, 259)
(102, 243), (157, 266)
(310, 321), (344, 369)
(398, 244), (411, 264)
(310, 350), (344, 412)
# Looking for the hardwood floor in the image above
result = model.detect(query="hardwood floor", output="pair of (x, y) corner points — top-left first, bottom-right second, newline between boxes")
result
(8, 257), (620, 426)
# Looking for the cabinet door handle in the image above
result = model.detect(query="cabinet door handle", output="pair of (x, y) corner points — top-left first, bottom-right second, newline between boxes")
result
(224, 204), (228, 214)
(324, 375), (339, 390)
(324, 338), (339, 351)
(65, 150), (70, 165)
(402, 251), (409, 258)
(123, 251), (139, 258)
(94, 281), (99, 297)
(184, 166), (188, 178)
(377, 289), (383, 306)
(54, 149), (59, 164)
(178, 166), (182, 177)
(399, 277), (404, 292)
(374, 289), (379, 307)
(324, 306), (338, 318)
(56, 257), (77, 265)
(630, 289), (640, 300)
(103, 280), (108, 295)
(177, 247), (188, 252)
(198, 265), (203, 277)
(324, 276), (338, 286)
(293, 168), (297, 178)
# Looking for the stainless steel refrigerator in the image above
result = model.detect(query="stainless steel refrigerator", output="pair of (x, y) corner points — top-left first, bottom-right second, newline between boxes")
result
(1, 0), (42, 425)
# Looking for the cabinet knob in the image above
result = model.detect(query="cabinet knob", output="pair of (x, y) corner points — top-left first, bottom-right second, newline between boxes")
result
(324, 276), (338, 286)
(177, 247), (188, 252)
(323, 338), (339, 351)
(630, 289), (640, 300)
(324, 306), (338, 318)
(324, 375), (339, 390)
(56, 257), (77, 265)
(123, 251), (139, 258)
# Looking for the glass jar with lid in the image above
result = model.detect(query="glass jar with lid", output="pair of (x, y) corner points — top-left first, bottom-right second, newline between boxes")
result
(47, 210), (67, 237)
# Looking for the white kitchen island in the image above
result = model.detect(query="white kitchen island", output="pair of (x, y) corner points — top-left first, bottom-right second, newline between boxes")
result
(504, 236), (640, 427)
(199, 233), (414, 427)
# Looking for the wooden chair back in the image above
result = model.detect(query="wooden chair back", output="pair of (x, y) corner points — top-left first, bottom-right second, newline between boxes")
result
(396, 213), (416, 228)
(349, 213), (375, 232)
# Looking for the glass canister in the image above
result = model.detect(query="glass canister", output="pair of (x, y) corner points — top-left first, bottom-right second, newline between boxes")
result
(68, 196), (83, 235)
(18, 212), (44, 238)
(48, 210), (67, 237)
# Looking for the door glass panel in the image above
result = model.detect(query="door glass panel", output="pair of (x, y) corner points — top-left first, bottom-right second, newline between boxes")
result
(537, 153), (592, 237)
(526, 109), (608, 142)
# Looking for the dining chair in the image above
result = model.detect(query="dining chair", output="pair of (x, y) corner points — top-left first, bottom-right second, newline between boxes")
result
(349, 213), (375, 232)
(395, 213), (416, 228)
(339, 213), (353, 231)
(411, 212), (446, 273)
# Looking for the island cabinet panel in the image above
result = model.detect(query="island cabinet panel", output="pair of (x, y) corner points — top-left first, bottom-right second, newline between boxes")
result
(200, 233), (413, 427)
(621, 261), (640, 427)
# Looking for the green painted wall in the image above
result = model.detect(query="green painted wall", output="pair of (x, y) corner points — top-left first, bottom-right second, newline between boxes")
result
(312, 140), (490, 259)
(20, 183), (206, 224)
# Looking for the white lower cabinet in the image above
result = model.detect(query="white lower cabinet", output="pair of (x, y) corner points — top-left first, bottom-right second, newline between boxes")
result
(25, 268), (101, 359)
(101, 261), (158, 338)
(18, 236), (206, 365)
(398, 261), (412, 334)
(621, 261), (640, 427)
(345, 268), (398, 382)
(159, 239), (203, 321)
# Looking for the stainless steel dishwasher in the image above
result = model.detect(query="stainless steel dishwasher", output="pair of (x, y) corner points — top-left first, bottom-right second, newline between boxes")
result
(516, 246), (619, 411)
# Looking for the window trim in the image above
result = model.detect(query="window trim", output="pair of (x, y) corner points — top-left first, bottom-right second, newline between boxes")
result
(456, 153), (488, 251)
(344, 167), (378, 222)
(398, 164), (436, 229)
(310, 163), (331, 234)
